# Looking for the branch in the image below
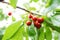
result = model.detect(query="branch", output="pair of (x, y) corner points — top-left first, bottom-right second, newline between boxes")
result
(2, 1), (41, 16)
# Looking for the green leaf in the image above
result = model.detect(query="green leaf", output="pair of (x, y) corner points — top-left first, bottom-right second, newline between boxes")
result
(12, 16), (16, 21)
(50, 26), (60, 33)
(55, 8), (60, 12)
(42, 0), (46, 2)
(38, 27), (44, 40)
(45, 27), (52, 40)
(27, 24), (36, 36)
(51, 16), (60, 26)
(0, 9), (3, 13)
(54, 31), (59, 40)
(43, 0), (59, 14)
(33, 0), (39, 2)
(0, 13), (4, 21)
(10, 26), (24, 40)
(54, 12), (60, 15)
(23, 4), (36, 11)
(5, 16), (9, 20)
(23, 25), (29, 40)
(23, 3), (30, 10)
(45, 0), (53, 8)
(57, 0), (60, 4)
(43, 0), (60, 14)
(30, 0), (32, 3)
(10, 0), (17, 8)
(2, 20), (23, 40)
(30, 0), (39, 3)
(29, 7), (36, 11)
(53, 9), (60, 15)
(44, 18), (60, 33)
(0, 9), (4, 21)
(49, 24), (60, 33)
(0, 35), (3, 40)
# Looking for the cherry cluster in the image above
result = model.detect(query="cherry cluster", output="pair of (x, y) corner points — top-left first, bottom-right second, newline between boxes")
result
(26, 14), (44, 29)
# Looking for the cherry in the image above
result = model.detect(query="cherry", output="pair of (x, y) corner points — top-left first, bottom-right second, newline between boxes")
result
(32, 16), (37, 21)
(8, 12), (12, 16)
(37, 18), (44, 23)
(0, 0), (4, 2)
(34, 21), (41, 29)
(26, 21), (32, 26)
(28, 14), (33, 18)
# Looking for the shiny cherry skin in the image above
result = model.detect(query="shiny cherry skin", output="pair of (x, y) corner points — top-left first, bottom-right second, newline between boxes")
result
(37, 18), (44, 23)
(34, 21), (41, 29)
(26, 21), (32, 26)
(32, 16), (37, 21)
(28, 14), (33, 18)
(8, 12), (12, 16)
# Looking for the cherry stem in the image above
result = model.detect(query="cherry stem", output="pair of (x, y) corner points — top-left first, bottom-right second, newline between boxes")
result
(2, 1), (41, 16)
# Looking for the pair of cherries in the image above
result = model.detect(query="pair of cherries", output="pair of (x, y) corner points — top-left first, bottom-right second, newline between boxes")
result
(26, 14), (44, 29)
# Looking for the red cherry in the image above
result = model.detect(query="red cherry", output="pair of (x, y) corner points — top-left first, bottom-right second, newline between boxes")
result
(32, 16), (37, 21)
(0, 0), (4, 2)
(8, 12), (12, 16)
(28, 14), (33, 18)
(37, 18), (44, 23)
(26, 21), (32, 26)
(34, 21), (41, 29)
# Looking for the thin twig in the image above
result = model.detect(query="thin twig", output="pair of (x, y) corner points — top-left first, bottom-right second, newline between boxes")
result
(2, 1), (41, 16)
